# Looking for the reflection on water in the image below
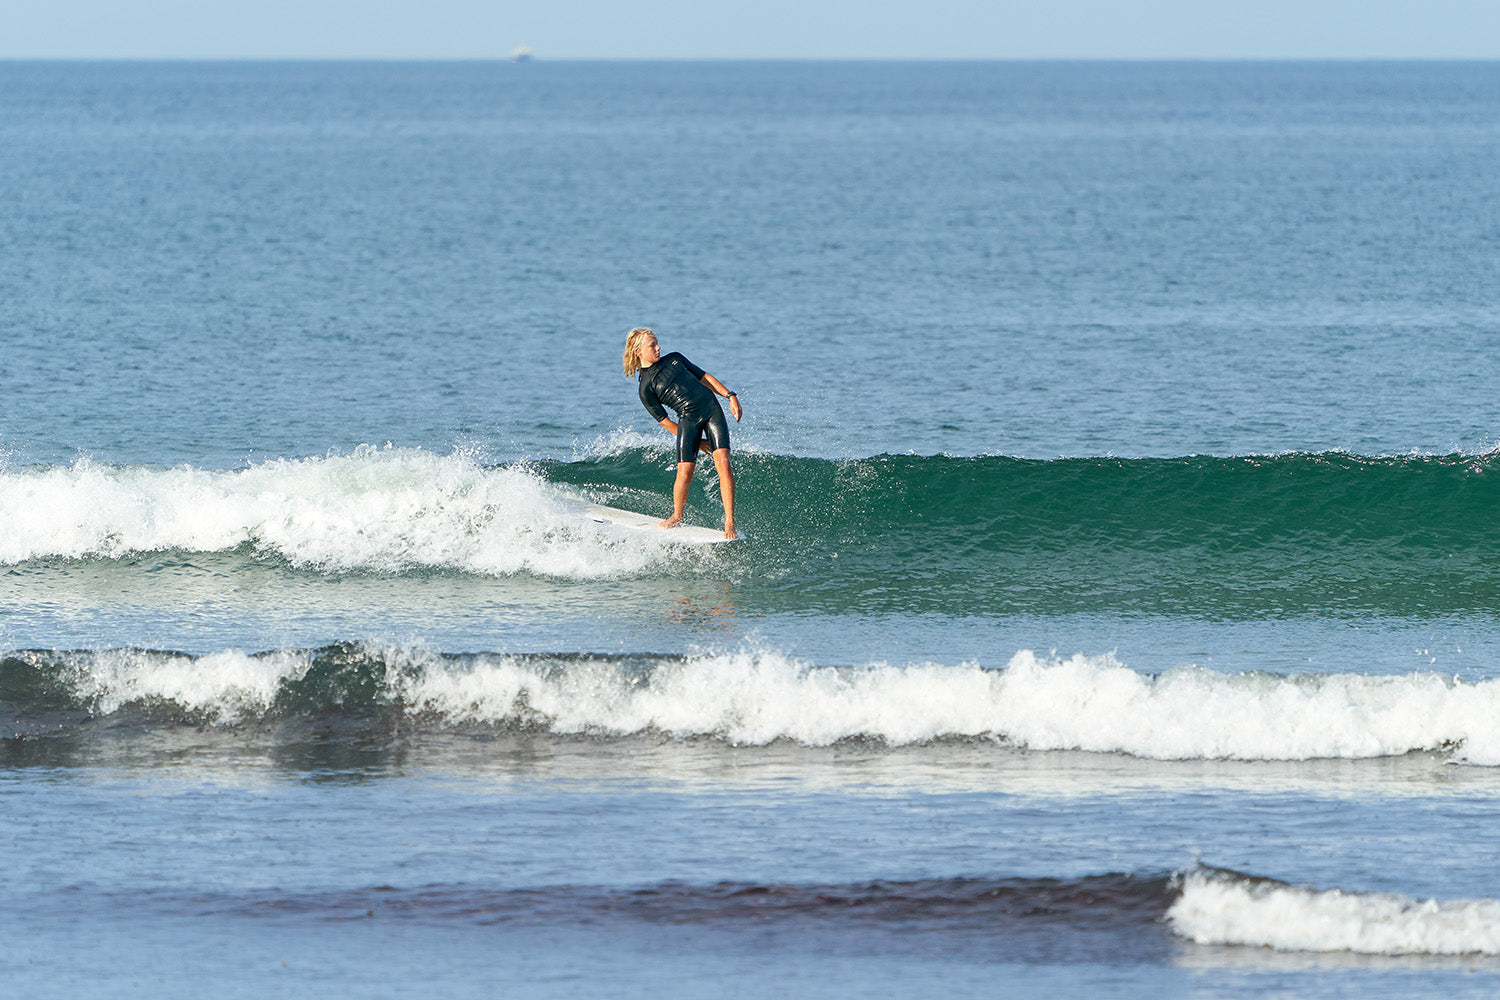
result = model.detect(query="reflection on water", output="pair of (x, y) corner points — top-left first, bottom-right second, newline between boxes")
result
(663, 585), (743, 632)
(2, 721), (1491, 802)
(0, 553), (755, 653)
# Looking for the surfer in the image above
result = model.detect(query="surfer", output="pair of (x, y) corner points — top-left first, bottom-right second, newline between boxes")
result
(623, 327), (742, 539)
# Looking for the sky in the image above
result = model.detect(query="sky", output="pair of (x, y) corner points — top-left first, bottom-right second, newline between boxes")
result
(7, 0), (1500, 60)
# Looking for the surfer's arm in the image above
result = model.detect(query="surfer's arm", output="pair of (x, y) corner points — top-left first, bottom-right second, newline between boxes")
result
(698, 373), (743, 422)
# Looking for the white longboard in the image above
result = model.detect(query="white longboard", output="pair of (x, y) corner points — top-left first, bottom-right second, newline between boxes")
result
(579, 503), (742, 545)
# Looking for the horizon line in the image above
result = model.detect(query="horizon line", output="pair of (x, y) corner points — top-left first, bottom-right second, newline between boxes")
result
(5, 54), (1500, 64)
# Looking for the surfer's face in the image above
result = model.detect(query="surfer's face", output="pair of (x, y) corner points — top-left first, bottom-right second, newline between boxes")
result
(638, 334), (661, 366)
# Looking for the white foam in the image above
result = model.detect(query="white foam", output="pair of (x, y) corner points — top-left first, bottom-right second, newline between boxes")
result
(65, 648), (309, 723)
(376, 647), (997, 743)
(0, 447), (696, 578)
(1169, 870), (1500, 955)
(35, 645), (1500, 763)
(320, 647), (1500, 760)
(991, 651), (1500, 762)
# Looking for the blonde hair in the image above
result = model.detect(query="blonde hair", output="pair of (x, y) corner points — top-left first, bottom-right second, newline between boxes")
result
(622, 327), (655, 377)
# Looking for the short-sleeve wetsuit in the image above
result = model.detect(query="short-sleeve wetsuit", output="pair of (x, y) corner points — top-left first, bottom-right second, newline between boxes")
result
(638, 352), (731, 463)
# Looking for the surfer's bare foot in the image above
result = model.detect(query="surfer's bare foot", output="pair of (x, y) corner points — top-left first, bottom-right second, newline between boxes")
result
(723, 522), (736, 539)
(659, 513), (683, 528)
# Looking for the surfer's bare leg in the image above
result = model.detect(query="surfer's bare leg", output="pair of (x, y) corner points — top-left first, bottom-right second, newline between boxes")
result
(712, 447), (735, 538)
(661, 462), (695, 528)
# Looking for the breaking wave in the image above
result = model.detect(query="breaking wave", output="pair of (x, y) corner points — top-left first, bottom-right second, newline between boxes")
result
(7, 645), (1500, 763)
(1170, 868), (1500, 956)
(6, 445), (1497, 614)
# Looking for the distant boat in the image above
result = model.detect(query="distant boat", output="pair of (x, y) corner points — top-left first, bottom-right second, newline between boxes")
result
(511, 44), (534, 62)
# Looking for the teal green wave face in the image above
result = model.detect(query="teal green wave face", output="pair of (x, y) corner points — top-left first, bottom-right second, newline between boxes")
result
(546, 450), (1500, 619)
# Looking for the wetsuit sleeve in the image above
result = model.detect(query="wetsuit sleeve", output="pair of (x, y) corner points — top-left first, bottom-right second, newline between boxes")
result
(678, 355), (707, 381)
(639, 376), (667, 422)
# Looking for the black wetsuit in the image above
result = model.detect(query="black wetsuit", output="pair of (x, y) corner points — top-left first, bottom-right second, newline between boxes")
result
(638, 352), (731, 463)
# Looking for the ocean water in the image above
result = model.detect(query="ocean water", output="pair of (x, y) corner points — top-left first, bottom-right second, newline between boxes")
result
(4, 60), (1500, 997)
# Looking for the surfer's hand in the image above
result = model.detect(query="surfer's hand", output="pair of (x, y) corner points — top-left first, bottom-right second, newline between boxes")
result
(729, 395), (742, 422)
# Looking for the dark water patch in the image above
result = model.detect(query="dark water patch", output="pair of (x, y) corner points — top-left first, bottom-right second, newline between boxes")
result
(71, 872), (1179, 966)
(226, 872), (1176, 929)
